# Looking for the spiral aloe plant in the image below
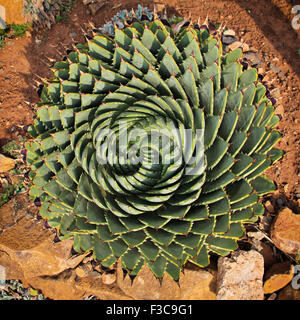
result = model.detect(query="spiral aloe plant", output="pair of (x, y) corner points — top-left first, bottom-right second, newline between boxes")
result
(26, 13), (282, 281)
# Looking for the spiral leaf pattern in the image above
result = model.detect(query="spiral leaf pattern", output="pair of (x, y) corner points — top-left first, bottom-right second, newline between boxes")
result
(26, 18), (282, 280)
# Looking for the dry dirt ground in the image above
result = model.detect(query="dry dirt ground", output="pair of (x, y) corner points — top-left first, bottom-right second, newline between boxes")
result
(0, 0), (299, 298)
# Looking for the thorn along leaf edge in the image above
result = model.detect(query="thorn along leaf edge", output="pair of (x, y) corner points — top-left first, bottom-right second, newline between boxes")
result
(26, 11), (283, 281)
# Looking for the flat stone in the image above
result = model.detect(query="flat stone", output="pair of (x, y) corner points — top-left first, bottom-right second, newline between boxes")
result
(227, 41), (250, 52)
(216, 250), (264, 300)
(223, 29), (236, 37)
(0, 154), (15, 173)
(0, 229), (88, 279)
(271, 208), (300, 255)
(222, 35), (237, 45)
(227, 41), (243, 51)
(263, 262), (294, 294)
(243, 51), (262, 66)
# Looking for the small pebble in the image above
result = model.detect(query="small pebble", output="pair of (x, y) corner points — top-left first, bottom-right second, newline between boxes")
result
(265, 200), (274, 213)
(223, 29), (236, 37)
(243, 51), (262, 66)
(277, 198), (284, 206)
(221, 35), (237, 45)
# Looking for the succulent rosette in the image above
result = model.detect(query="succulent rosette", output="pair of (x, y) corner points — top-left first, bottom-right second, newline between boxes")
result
(26, 11), (282, 280)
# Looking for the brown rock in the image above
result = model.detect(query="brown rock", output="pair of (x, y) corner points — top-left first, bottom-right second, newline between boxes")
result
(10, 173), (21, 186)
(223, 29), (236, 37)
(226, 40), (248, 52)
(0, 154), (15, 173)
(24, 268), (131, 300)
(102, 272), (116, 285)
(241, 43), (250, 52)
(243, 51), (262, 66)
(258, 242), (276, 269)
(83, 261), (93, 272)
(277, 284), (300, 300)
(216, 250), (264, 300)
(75, 265), (89, 278)
(271, 208), (300, 255)
(270, 88), (281, 99)
(93, 264), (102, 274)
(180, 264), (217, 300)
(0, 0), (25, 24)
(0, 231), (88, 279)
(117, 262), (216, 300)
(24, 270), (84, 300)
(0, 196), (88, 279)
(0, 250), (24, 280)
(0, 215), (50, 252)
(263, 262), (294, 294)
(154, 2), (166, 14)
(88, 1), (107, 16)
(82, 254), (93, 264)
(275, 105), (284, 116)
(227, 41), (243, 51)
(0, 193), (29, 231)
